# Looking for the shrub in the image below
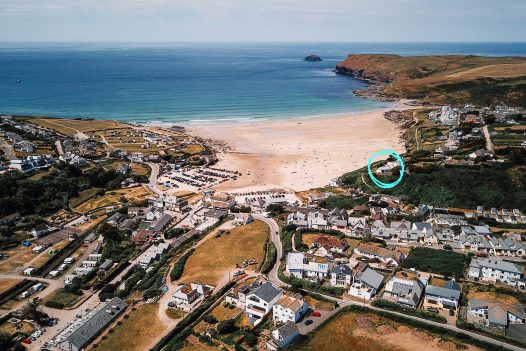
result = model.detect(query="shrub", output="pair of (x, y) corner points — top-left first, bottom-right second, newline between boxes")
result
(44, 300), (64, 309)
(260, 241), (277, 274)
(203, 314), (218, 324)
(217, 319), (236, 334)
(244, 332), (258, 347)
(170, 249), (194, 282)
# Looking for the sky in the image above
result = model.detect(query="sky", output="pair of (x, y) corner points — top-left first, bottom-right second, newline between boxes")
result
(0, 0), (525, 42)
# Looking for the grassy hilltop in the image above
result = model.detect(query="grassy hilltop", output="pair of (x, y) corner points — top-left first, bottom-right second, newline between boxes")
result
(336, 54), (526, 106)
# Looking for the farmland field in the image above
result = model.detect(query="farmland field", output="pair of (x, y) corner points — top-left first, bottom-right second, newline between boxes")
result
(179, 220), (269, 286)
(29, 118), (126, 136)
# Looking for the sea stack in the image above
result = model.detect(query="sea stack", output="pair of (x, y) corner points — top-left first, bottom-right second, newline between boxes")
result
(304, 54), (322, 62)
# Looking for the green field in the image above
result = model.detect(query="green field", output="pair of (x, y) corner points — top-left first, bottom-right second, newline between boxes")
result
(402, 247), (468, 278)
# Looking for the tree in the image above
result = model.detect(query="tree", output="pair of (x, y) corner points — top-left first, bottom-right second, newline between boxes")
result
(244, 332), (258, 347)
(217, 318), (236, 334)
(267, 204), (284, 215)
(0, 332), (14, 351)
(20, 299), (48, 325)
(98, 223), (123, 242)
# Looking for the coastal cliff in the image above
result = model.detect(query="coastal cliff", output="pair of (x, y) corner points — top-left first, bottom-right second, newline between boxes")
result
(335, 54), (526, 106)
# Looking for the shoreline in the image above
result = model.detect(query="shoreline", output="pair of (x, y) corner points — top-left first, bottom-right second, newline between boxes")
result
(186, 103), (412, 192)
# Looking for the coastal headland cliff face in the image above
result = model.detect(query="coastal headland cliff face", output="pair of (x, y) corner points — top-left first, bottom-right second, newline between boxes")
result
(335, 54), (526, 106)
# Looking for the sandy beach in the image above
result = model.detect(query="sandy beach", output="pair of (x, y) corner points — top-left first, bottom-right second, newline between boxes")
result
(186, 107), (407, 192)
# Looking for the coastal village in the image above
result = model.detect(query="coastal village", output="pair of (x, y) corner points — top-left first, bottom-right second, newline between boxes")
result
(1, 99), (526, 351)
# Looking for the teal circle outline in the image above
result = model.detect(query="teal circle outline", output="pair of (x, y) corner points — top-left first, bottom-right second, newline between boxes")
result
(367, 150), (405, 189)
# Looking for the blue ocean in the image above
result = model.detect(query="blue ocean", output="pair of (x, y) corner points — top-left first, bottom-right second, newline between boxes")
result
(1, 42), (525, 124)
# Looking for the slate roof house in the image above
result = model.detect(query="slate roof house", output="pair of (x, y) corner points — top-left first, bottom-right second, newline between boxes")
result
(245, 281), (283, 325)
(467, 298), (526, 328)
(383, 277), (425, 308)
(266, 322), (300, 350)
(348, 267), (384, 300)
(468, 258), (524, 288)
(424, 280), (461, 310)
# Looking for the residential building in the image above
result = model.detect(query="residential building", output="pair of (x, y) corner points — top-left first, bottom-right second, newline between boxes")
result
(383, 277), (425, 308)
(272, 294), (308, 324)
(285, 252), (333, 280)
(266, 322), (300, 350)
(354, 243), (402, 267)
(348, 267), (384, 300)
(245, 282), (283, 325)
(286, 212), (308, 228)
(307, 211), (328, 229)
(56, 297), (127, 351)
(312, 235), (348, 254)
(138, 243), (170, 268)
(468, 258), (524, 288)
(330, 264), (353, 286)
(30, 224), (51, 238)
(467, 298), (525, 328)
(149, 213), (174, 232)
(233, 213), (254, 226)
(424, 280), (461, 310)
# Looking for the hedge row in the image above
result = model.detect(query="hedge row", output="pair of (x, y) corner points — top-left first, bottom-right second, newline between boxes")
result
(260, 241), (277, 274)
(169, 249), (194, 282)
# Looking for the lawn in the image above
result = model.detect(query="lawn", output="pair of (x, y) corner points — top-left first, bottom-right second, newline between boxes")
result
(74, 186), (152, 213)
(401, 247), (468, 278)
(32, 240), (71, 269)
(290, 309), (481, 351)
(96, 303), (167, 351)
(180, 220), (269, 286)
(45, 288), (82, 308)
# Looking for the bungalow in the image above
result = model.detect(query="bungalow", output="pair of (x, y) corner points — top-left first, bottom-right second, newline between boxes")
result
(467, 298), (525, 328)
(354, 243), (403, 267)
(30, 224), (51, 238)
(233, 213), (254, 226)
(266, 322), (299, 350)
(348, 267), (384, 300)
(131, 229), (155, 244)
(461, 225), (491, 236)
(383, 277), (425, 308)
(272, 293), (308, 323)
(348, 217), (368, 234)
(424, 280), (461, 310)
(312, 235), (348, 254)
(245, 281), (283, 325)
(330, 264), (353, 286)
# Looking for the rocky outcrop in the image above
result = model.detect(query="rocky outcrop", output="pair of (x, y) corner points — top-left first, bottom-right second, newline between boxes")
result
(304, 54), (322, 62)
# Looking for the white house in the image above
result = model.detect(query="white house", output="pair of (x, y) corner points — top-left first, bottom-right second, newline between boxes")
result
(307, 211), (328, 229)
(285, 252), (332, 280)
(468, 258), (524, 288)
(266, 322), (299, 350)
(330, 264), (353, 286)
(354, 244), (402, 267)
(272, 294), (308, 324)
(348, 267), (384, 300)
(233, 213), (254, 226)
(245, 282), (283, 325)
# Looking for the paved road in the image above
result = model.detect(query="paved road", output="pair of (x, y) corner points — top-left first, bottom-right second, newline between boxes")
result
(252, 215), (285, 288)
(146, 162), (163, 196)
(483, 125), (494, 151)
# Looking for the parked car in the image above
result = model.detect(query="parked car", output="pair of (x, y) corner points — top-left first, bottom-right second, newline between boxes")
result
(311, 311), (321, 317)
(449, 309), (455, 316)
(304, 319), (313, 326)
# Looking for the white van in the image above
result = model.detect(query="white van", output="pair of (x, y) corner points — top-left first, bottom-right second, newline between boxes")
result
(63, 257), (75, 264)
(21, 290), (32, 298)
(58, 263), (68, 271)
